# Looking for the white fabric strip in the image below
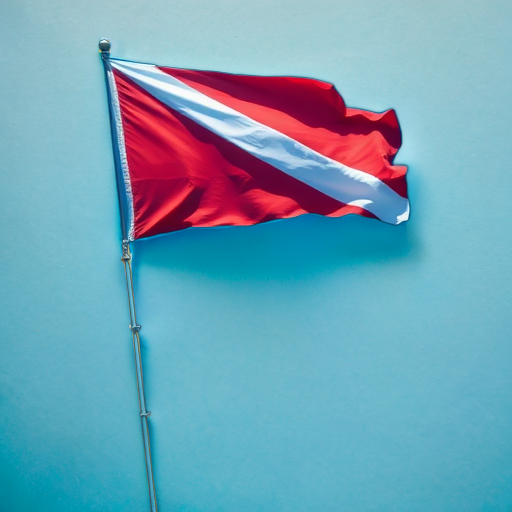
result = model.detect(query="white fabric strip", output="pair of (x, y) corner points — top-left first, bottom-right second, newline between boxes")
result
(111, 59), (409, 225)
(105, 61), (136, 241)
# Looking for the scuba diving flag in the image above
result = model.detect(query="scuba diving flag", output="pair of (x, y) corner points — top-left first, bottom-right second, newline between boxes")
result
(103, 57), (410, 241)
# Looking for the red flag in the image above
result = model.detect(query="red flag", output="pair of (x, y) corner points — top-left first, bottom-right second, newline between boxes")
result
(105, 58), (409, 241)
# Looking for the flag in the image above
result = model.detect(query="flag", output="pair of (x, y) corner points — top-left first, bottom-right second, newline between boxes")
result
(104, 58), (409, 241)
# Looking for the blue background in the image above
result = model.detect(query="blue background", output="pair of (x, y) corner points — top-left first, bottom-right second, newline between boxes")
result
(1, 1), (511, 511)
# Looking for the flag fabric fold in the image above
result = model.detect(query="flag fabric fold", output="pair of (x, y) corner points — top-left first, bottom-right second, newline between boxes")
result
(105, 58), (409, 241)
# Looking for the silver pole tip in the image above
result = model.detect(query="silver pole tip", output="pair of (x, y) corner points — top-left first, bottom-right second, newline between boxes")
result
(98, 39), (111, 52)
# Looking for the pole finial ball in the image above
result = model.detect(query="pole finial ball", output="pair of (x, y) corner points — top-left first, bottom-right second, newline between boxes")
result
(99, 39), (111, 52)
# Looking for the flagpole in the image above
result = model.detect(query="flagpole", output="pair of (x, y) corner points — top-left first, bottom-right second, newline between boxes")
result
(121, 241), (158, 512)
(99, 39), (158, 512)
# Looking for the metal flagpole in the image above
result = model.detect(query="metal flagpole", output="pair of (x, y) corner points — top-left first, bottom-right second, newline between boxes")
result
(99, 39), (158, 512)
(121, 241), (158, 512)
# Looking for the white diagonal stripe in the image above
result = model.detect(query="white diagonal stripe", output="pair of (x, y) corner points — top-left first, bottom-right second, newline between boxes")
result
(111, 59), (409, 225)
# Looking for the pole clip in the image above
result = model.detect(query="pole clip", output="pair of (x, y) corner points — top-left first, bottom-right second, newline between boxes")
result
(141, 411), (151, 418)
(130, 324), (141, 333)
(121, 240), (131, 262)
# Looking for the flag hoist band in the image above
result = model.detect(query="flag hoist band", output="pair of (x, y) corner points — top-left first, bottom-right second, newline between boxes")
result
(100, 38), (409, 511)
